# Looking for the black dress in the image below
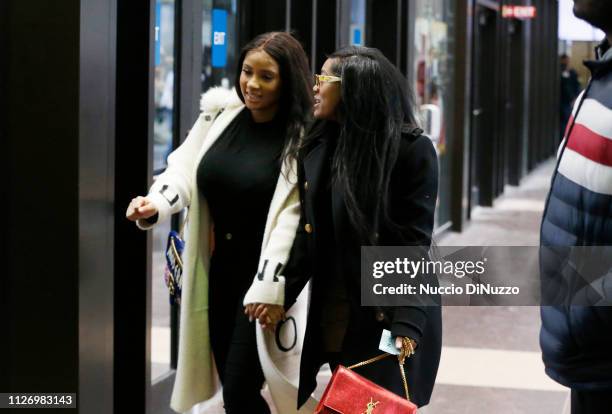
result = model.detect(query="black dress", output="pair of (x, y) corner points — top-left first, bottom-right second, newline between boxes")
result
(197, 108), (285, 414)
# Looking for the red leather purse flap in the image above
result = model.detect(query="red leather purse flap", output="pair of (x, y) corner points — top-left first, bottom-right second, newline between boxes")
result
(315, 365), (418, 414)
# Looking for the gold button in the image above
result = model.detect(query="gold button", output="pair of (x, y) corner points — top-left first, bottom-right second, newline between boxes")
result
(225, 233), (232, 240)
(304, 223), (313, 233)
(304, 181), (309, 191)
(376, 311), (385, 322)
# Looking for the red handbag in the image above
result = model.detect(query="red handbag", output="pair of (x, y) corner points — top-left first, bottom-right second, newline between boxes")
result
(314, 353), (418, 414)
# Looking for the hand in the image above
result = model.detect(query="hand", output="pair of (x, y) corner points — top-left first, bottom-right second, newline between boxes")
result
(396, 337), (417, 364)
(244, 303), (256, 320)
(244, 303), (286, 331)
(126, 196), (158, 221)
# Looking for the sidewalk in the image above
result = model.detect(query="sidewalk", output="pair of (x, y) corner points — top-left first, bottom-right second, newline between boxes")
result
(426, 158), (569, 414)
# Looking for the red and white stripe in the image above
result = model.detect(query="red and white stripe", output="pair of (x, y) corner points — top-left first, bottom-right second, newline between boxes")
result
(558, 97), (612, 196)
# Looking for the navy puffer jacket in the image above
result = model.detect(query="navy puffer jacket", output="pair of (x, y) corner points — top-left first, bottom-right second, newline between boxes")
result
(540, 40), (612, 391)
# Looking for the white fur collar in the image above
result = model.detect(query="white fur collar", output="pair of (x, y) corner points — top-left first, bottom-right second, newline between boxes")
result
(199, 86), (243, 113)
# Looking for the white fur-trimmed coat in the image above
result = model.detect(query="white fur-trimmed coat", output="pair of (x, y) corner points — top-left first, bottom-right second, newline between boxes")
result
(137, 87), (316, 413)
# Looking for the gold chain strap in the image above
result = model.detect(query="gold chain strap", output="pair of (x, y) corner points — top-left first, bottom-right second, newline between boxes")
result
(347, 353), (391, 370)
(169, 238), (183, 269)
(398, 359), (410, 401)
(346, 353), (411, 401)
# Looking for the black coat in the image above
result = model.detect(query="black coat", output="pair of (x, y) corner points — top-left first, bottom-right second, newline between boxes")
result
(284, 126), (442, 408)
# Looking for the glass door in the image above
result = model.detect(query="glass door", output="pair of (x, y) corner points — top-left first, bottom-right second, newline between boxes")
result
(149, 2), (178, 413)
(147, 2), (240, 413)
(151, 0), (176, 385)
(412, 0), (455, 230)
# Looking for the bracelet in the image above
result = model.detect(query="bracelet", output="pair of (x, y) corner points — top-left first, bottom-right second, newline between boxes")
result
(402, 337), (416, 356)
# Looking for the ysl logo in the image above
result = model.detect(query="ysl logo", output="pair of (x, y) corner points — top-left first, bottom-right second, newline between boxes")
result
(363, 397), (380, 414)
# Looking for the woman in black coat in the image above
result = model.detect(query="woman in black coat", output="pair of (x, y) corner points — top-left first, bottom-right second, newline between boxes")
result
(249, 46), (441, 409)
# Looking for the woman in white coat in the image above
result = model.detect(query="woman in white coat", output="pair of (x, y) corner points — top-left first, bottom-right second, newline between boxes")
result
(126, 32), (313, 413)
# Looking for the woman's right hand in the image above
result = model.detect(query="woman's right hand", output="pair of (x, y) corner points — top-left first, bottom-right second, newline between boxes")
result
(126, 196), (158, 221)
(245, 303), (286, 331)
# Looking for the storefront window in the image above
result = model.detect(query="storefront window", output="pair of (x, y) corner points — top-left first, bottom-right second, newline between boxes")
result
(202, 0), (239, 93)
(350, 0), (366, 46)
(413, 0), (455, 229)
(154, 0), (176, 173)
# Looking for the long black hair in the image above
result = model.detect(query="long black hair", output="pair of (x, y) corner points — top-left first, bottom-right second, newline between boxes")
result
(234, 32), (313, 168)
(302, 46), (420, 244)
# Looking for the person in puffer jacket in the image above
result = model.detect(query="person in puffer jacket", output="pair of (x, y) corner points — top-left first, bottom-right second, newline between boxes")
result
(539, 1), (612, 413)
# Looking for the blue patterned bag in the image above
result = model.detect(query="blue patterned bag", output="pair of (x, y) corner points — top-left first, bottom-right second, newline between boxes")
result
(164, 230), (184, 305)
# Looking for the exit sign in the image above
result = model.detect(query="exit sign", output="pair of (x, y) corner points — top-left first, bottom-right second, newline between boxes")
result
(502, 5), (537, 19)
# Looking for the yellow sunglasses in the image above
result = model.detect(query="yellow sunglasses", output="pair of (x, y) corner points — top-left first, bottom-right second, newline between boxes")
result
(314, 74), (342, 87)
